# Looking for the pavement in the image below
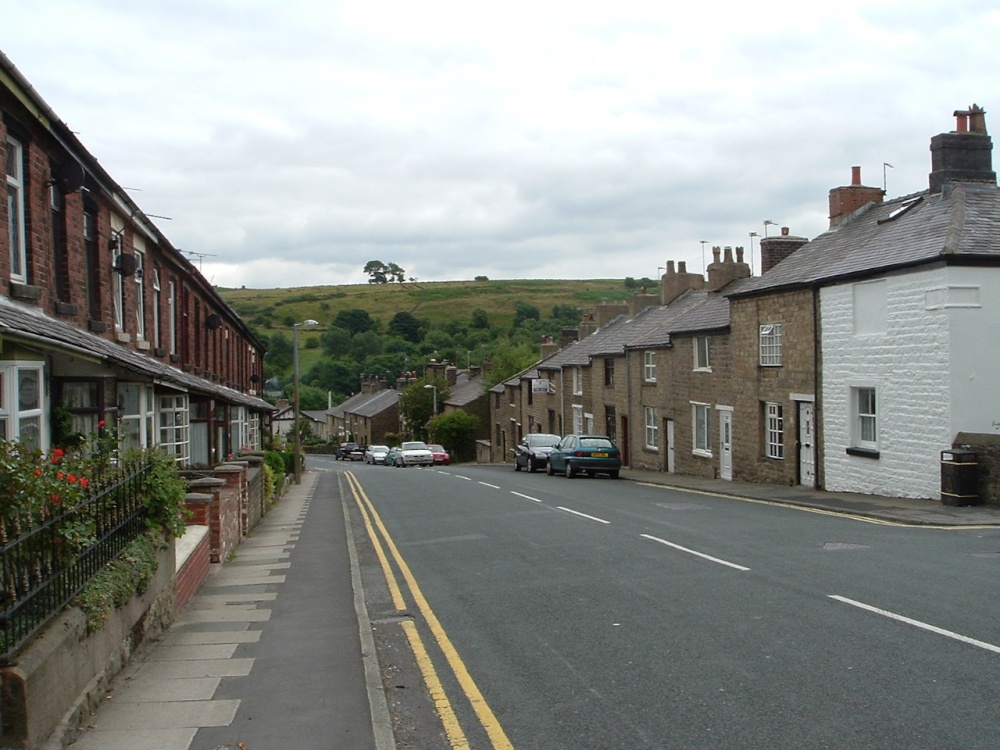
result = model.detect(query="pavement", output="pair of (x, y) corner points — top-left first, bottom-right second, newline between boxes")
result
(61, 463), (1000, 750)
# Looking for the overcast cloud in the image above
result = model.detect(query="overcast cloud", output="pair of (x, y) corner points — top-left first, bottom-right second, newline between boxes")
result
(5, 1), (999, 288)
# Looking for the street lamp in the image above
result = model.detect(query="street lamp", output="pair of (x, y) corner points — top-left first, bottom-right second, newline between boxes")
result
(424, 383), (438, 416)
(293, 319), (319, 484)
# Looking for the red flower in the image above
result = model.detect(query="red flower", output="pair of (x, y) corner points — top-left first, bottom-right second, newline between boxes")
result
(67, 474), (78, 484)
(97, 420), (106, 429)
(80, 478), (89, 488)
(56, 471), (65, 480)
(53, 448), (65, 458)
(34, 468), (42, 476)
(50, 495), (61, 505)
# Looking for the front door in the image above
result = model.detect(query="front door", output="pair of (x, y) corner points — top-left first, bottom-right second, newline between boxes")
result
(719, 409), (733, 481)
(798, 401), (815, 486)
(663, 418), (675, 473)
(620, 416), (630, 466)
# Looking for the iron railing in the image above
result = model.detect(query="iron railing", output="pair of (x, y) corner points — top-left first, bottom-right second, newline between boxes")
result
(0, 461), (152, 664)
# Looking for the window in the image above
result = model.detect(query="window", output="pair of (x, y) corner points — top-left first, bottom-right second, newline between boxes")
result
(605, 405), (616, 442)
(694, 337), (710, 370)
(111, 230), (125, 331)
(0, 363), (45, 450)
(604, 359), (615, 387)
(120, 382), (155, 451)
(572, 367), (582, 395)
(168, 279), (178, 355)
(644, 351), (656, 382)
(231, 406), (248, 453)
(765, 402), (784, 459)
(644, 406), (659, 449)
(84, 204), (101, 319)
(50, 178), (69, 301)
(572, 404), (583, 434)
(692, 402), (711, 455)
(151, 268), (162, 349)
(159, 393), (190, 465)
(134, 244), (146, 340)
(6, 136), (27, 282)
(759, 324), (783, 367)
(852, 387), (878, 450)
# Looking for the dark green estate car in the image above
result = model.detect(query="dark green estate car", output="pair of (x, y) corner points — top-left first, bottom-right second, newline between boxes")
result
(546, 434), (622, 479)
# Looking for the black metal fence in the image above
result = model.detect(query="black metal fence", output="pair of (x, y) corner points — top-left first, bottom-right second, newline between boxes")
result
(0, 460), (151, 664)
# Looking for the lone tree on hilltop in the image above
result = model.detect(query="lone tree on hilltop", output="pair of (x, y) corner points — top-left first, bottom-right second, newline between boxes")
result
(364, 260), (407, 284)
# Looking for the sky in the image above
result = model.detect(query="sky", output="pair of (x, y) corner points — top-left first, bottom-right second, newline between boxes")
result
(5, 1), (1000, 289)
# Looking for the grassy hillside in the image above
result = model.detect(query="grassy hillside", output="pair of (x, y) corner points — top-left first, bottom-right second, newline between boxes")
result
(218, 278), (638, 339)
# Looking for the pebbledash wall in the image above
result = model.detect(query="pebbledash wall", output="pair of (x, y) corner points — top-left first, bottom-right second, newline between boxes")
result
(820, 264), (1000, 499)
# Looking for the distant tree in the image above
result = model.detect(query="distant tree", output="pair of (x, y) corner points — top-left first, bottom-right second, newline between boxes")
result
(264, 332), (293, 371)
(388, 311), (424, 343)
(320, 326), (351, 357)
(350, 330), (383, 361)
(304, 360), (362, 398)
(296, 384), (329, 411)
(470, 308), (489, 329)
(513, 301), (540, 327)
(484, 338), (539, 389)
(428, 410), (480, 462)
(334, 308), (375, 335)
(364, 260), (407, 284)
(386, 262), (407, 283)
(550, 304), (580, 325)
(474, 275), (489, 281)
(398, 378), (450, 440)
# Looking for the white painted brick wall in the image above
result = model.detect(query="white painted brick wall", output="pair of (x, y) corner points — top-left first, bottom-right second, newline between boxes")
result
(822, 267), (952, 499)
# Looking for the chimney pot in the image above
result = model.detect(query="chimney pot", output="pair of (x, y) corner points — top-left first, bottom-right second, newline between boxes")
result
(678, 261), (687, 273)
(666, 260), (675, 275)
(851, 166), (862, 185)
(781, 227), (789, 236)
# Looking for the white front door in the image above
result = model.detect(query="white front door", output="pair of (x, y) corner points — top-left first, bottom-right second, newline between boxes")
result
(719, 409), (733, 481)
(798, 401), (815, 486)
(665, 419), (675, 473)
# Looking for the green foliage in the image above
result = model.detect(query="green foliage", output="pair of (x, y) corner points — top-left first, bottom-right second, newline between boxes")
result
(428, 411), (480, 462)
(470, 308), (489, 329)
(296, 383), (329, 411)
(550, 304), (581, 325)
(320, 326), (351, 357)
(364, 260), (407, 284)
(142, 450), (191, 539)
(398, 378), (449, 440)
(74, 533), (159, 631)
(264, 331), (293, 371)
(513, 301), (540, 326)
(265, 449), (288, 477)
(263, 463), (277, 506)
(334, 308), (376, 335)
(388, 311), (424, 343)
(304, 359), (362, 398)
(484, 338), (540, 388)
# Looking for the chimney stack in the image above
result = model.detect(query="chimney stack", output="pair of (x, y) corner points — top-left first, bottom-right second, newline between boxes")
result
(828, 166), (885, 228)
(929, 104), (996, 193)
(759, 228), (808, 274)
(706, 245), (751, 292)
(660, 259), (705, 304)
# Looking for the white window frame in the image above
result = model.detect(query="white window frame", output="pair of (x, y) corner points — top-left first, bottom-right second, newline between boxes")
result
(572, 366), (583, 396)
(852, 386), (878, 450)
(134, 242), (146, 340)
(151, 268), (162, 349)
(159, 393), (191, 465)
(231, 406), (248, 454)
(644, 351), (656, 383)
(759, 324), (783, 367)
(765, 402), (784, 459)
(120, 382), (156, 452)
(572, 404), (583, 434)
(694, 337), (711, 371)
(0, 361), (46, 450)
(644, 406), (658, 449)
(248, 412), (261, 450)
(168, 279), (178, 355)
(6, 135), (27, 283)
(692, 401), (712, 456)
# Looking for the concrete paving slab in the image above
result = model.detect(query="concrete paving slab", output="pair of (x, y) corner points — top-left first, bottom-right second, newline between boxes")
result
(92, 698), (240, 729)
(110, 676), (221, 702)
(135, 658), (254, 680)
(189, 592), (277, 606)
(163, 630), (262, 646)
(68, 727), (197, 750)
(223, 561), (291, 574)
(147, 644), (239, 661)
(176, 608), (271, 623)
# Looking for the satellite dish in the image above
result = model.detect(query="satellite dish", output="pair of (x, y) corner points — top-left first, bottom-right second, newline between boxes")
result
(205, 313), (223, 330)
(114, 253), (137, 277)
(57, 160), (86, 194)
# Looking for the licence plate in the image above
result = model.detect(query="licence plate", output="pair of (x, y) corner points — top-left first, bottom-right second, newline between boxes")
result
(591, 452), (608, 458)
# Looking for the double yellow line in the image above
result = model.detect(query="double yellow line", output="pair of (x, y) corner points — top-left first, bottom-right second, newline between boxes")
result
(344, 471), (514, 750)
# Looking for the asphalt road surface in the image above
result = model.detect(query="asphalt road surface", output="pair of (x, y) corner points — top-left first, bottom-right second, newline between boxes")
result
(319, 457), (1000, 750)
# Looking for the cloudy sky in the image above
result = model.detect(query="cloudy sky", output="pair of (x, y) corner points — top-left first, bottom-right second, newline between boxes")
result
(5, 1), (999, 288)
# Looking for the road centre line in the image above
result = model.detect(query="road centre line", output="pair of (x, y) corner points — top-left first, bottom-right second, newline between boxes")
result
(456, 475), (472, 481)
(829, 595), (1000, 654)
(478, 481), (500, 489)
(641, 534), (750, 571)
(511, 491), (541, 503)
(558, 506), (611, 524)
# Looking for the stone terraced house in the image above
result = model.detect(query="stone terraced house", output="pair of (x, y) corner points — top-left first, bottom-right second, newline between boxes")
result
(489, 104), (1000, 504)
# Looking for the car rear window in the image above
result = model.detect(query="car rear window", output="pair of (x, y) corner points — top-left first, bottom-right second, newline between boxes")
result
(580, 438), (614, 450)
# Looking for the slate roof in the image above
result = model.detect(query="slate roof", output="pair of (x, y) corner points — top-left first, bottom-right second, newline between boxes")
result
(444, 372), (487, 408)
(729, 183), (1000, 298)
(347, 389), (399, 418)
(0, 295), (273, 411)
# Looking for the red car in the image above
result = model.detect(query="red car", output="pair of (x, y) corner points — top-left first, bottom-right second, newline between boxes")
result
(427, 444), (450, 465)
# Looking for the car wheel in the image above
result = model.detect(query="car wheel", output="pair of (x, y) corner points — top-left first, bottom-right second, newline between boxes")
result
(546, 461), (555, 476)
(527, 461), (536, 473)
(514, 460), (521, 472)
(565, 462), (575, 478)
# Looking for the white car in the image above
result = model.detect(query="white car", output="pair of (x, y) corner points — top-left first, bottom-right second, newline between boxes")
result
(364, 445), (389, 464)
(395, 441), (433, 467)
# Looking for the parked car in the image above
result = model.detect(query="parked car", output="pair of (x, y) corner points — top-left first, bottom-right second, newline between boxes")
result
(365, 445), (389, 464)
(395, 440), (434, 467)
(336, 441), (361, 460)
(514, 433), (561, 473)
(546, 434), (622, 479)
(384, 446), (399, 466)
(427, 444), (450, 465)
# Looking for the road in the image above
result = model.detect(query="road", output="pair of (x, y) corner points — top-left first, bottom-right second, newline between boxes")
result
(316, 456), (1000, 749)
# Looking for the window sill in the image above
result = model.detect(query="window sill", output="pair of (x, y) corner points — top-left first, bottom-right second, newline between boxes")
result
(693, 367), (712, 374)
(846, 447), (880, 459)
(692, 449), (713, 459)
(10, 282), (42, 302)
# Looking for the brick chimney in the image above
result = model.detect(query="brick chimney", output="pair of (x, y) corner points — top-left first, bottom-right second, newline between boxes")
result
(578, 313), (598, 339)
(929, 104), (996, 193)
(759, 227), (809, 274)
(627, 290), (659, 316)
(540, 334), (560, 359)
(829, 166), (885, 228)
(706, 246), (751, 292)
(660, 260), (705, 305)
(594, 302), (628, 327)
(445, 365), (458, 386)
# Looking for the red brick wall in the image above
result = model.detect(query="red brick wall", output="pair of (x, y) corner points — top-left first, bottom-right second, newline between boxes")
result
(174, 530), (211, 613)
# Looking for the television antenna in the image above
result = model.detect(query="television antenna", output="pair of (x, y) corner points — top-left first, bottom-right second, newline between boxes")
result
(181, 250), (217, 270)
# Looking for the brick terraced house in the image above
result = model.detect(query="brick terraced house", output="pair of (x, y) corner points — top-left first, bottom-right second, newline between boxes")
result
(1, 50), (272, 462)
